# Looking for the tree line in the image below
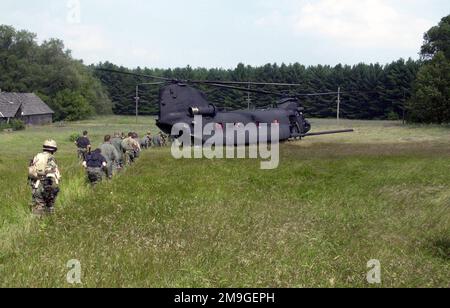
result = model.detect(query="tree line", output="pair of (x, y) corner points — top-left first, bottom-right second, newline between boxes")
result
(94, 59), (421, 121)
(93, 14), (450, 124)
(1, 14), (449, 124)
(0, 25), (112, 121)
(407, 15), (450, 124)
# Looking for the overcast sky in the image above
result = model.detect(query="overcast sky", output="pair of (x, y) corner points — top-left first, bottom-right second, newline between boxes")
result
(1, 0), (449, 68)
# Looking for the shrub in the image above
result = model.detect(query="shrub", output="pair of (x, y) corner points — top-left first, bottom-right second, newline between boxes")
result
(387, 111), (400, 121)
(69, 133), (81, 143)
(0, 119), (25, 131)
(50, 90), (95, 122)
(9, 119), (25, 131)
(0, 122), (10, 130)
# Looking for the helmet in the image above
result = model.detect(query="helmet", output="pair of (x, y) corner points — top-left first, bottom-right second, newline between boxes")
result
(43, 139), (58, 152)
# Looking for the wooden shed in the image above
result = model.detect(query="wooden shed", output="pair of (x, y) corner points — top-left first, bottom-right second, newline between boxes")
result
(0, 92), (54, 125)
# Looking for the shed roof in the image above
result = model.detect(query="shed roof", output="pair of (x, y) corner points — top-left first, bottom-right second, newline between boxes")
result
(0, 93), (54, 118)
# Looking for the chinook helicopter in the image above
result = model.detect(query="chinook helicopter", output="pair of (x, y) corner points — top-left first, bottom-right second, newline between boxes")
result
(97, 68), (354, 144)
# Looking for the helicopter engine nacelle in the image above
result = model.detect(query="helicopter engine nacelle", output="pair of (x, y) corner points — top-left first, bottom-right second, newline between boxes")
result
(189, 105), (216, 117)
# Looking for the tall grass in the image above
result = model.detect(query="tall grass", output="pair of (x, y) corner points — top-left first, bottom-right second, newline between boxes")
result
(0, 117), (448, 287)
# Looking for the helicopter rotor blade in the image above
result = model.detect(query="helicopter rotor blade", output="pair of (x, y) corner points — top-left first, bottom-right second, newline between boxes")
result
(95, 68), (174, 82)
(96, 68), (315, 88)
(193, 82), (289, 97)
(95, 68), (368, 98)
(192, 80), (306, 87)
(296, 91), (341, 97)
(191, 82), (348, 98)
(138, 82), (169, 86)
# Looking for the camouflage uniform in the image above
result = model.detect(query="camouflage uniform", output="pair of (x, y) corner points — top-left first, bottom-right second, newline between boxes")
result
(152, 135), (162, 147)
(153, 135), (167, 147)
(84, 149), (107, 185)
(146, 134), (153, 148)
(31, 176), (59, 215)
(132, 133), (141, 158)
(140, 138), (148, 150)
(121, 137), (140, 165)
(29, 142), (61, 216)
(160, 133), (168, 147)
(86, 167), (104, 184)
(100, 142), (119, 179)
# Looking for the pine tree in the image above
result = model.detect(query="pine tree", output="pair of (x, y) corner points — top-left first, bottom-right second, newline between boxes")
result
(408, 52), (450, 123)
(408, 15), (450, 124)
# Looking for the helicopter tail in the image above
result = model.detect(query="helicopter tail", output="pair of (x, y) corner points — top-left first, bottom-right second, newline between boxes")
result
(157, 84), (213, 134)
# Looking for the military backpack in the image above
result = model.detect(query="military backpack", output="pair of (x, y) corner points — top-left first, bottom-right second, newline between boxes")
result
(28, 152), (51, 179)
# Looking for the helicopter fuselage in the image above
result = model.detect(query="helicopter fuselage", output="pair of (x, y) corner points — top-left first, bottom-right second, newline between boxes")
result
(95, 69), (354, 143)
(156, 84), (312, 144)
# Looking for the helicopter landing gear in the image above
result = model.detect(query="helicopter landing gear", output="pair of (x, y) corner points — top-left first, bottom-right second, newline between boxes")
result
(289, 117), (303, 140)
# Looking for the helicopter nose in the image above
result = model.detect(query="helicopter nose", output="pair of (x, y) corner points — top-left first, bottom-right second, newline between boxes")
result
(156, 121), (173, 135)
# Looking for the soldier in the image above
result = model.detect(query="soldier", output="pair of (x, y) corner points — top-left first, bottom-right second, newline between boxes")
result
(143, 131), (153, 149)
(160, 131), (168, 147)
(121, 132), (141, 165)
(82, 149), (107, 185)
(111, 132), (124, 170)
(152, 134), (162, 147)
(140, 136), (148, 150)
(153, 132), (168, 147)
(75, 131), (91, 161)
(100, 135), (119, 179)
(28, 140), (61, 216)
(133, 132), (142, 158)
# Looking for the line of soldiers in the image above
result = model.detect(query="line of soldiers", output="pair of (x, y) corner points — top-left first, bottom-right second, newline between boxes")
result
(76, 131), (151, 185)
(28, 131), (169, 216)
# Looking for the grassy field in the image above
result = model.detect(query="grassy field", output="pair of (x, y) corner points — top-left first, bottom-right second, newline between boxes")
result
(0, 116), (449, 288)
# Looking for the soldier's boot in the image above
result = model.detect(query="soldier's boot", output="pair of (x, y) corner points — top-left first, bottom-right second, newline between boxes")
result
(44, 199), (55, 215)
(42, 185), (57, 215)
(32, 203), (47, 217)
(87, 174), (96, 185)
(45, 206), (55, 214)
(91, 178), (101, 186)
(88, 170), (102, 185)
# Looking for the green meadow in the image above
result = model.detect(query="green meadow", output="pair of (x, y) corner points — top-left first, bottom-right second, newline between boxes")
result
(0, 116), (448, 287)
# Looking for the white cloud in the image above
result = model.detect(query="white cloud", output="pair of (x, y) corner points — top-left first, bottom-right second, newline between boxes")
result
(292, 0), (433, 48)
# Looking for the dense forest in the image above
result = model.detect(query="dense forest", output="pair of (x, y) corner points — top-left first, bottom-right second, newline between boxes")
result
(92, 14), (450, 123)
(1, 14), (449, 123)
(0, 25), (112, 121)
(94, 59), (421, 120)
(408, 15), (450, 123)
